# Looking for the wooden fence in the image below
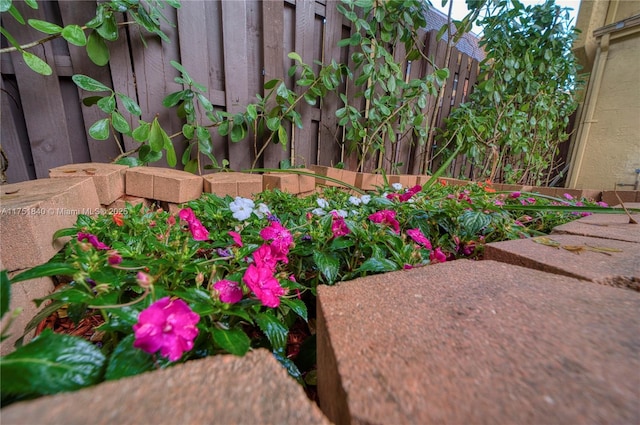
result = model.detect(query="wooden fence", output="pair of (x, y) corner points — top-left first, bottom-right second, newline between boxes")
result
(1, 0), (481, 184)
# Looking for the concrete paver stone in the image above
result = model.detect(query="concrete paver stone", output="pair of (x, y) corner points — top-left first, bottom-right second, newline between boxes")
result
(485, 234), (640, 291)
(317, 260), (640, 425)
(125, 167), (203, 203)
(49, 163), (127, 205)
(1, 349), (330, 425)
(0, 178), (101, 271)
(552, 211), (640, 243)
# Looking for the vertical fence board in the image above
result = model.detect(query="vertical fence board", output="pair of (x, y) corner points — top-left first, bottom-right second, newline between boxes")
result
(3, 2), (73, 178)
(58, 1), (120, 163)
(222, 0), (252, 170)
(1, 78), (33, 183)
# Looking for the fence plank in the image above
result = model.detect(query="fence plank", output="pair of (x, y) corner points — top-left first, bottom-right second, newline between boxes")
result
(261, 0), (287, 169)
(58, 1), (120, 163)
(1, 78), (32, 183)
(222, 0), (252, 170)
(3, 2), (73, 178)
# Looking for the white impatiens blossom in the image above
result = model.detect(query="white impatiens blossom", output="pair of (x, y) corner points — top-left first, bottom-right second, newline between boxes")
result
(392, 183), (403, 191)
(360, 195), (371, 205)
(348, 196), (361, 206)
(311, 208), (326, 216)
(331, 209), (348, 218)
(253, 203), (271, 219)
(229, 197), (255, 221)
(316, 198), (329, 209)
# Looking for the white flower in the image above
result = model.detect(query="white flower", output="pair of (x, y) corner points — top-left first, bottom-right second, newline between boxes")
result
(316, 198), (329, 209)
(229, 197), (255, 221)
(392, 183), (403, 191)
(348, 196), (361, 206)
(311, 208), (326, 216)
(360, 195), (371, 205)
(253, 202), (270, 219)
(336, 209), (348, 218)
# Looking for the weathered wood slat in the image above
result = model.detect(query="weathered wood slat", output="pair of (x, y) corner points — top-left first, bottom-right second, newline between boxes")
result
(1, 78), (33, 183)
(58, 1), (120, 163)
(3, 1), (74, 178)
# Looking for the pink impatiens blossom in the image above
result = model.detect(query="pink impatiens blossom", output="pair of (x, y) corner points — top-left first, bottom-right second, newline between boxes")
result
(107, 250), (123, 265)
(429, 247), (447, 264)
(133, 297), (200, 362)
(406, 228), (432, 249)
(260, 221), (293, 256)
(228, 231), (243, 247)
(330, 211), (350, 238)
(368, 210), (400, 234)
(77, 232), (110, 250)
(179, 208), (209, 241)
(213, 280), (243, 304)
(242, 264), (286, 308)
(253, 244), (280, 269)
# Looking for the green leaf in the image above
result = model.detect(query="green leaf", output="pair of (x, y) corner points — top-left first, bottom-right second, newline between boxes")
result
(96, 15), (118, 41)
(138, 144), (162, 163)
(148, 118), (165, 152)
(313, 251), (340, 284)
(132, 121), (150, 142)
(0, 330), (105, 396)
(27, 19), (62, 35)
(211, 327), (250, 356)
(115, 157), (142, 167)
(264, 79), (279, 90)
(281, 298), (307, 322)
(254, 311), (288, 351)
(0, 0), (12, 13)
(52, 226), (77, 241)
(118, 94), (142, 116)
(162, 91), (185, 108)
(287, 52), (302, 63)
(266, 117), (280, 132)
(230, 122), (246, 143)
(105, 334), (154, 380)
(7, 4), (24, 24)
(61, 24), (86, 46)
(22, 51), (51, 76)
(96, 95), (115, 114)
(11, 263), (77, 284)
(89, 118), (110, 140)
(72, 74), (111, 92)
(24, 0), (37, 8)
(86, 31), (109, 66)
(273, 349), (303, 384)
(277, 126), (287, 148)
(111, 111), (130, 134)
(458, 210), (491, 237)
(1, 270), (10, 319)
(357, 257), (398, 273)
(196, 126), (212, 155)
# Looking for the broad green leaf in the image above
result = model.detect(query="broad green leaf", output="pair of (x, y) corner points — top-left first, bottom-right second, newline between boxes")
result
(196, 93), (213, 112)
(148, 118), (165, 152)
(111, 111), (130, 134)
(273, 348), (303, 384)
(115, 157), (142, 167)
(24, 0), (37, 8)
(0, 330), (105, 396)
(7, 4), (24, 24)
(281, 298), (308, 322)
(82, 95), (103, 107)
(105, 334), (154, 380)
(61, 24), (86, 46)
(139, 144), (162, 163)
(313, 251), (340, 284)
(52, 226), (78, 240)
(39, 288), (92, 305)
(97, 95), (115, 113)
(458, 210), (491, 237)
(357, 257), (398, 273)
(118, 93), (142, 116)
(11, 263), (77, 283)
(89, 118), (110, 140)
(72, 74), (111, 92)
(211, 327), (250, 356)
(22, 51), (51, 76)
(162, 91), (185, 108)
(196, 126), (212, 155)
(86, 31), (109, 66)
(182, 124), (194, 140)
(264, 79), (279, 90)
(1, 270), (10, 319)
(287, 52), (302, 63)
(0, 0), (12, 13)
(230, 122), (246, 143)
(132, 121), (150, 142)
(254, 311), (288, 351)
(266, 117), (280, 132)
(184, 158), (198, 174)
(96, 15), (118, 41)
(277, 125), (287, 148)
(27, 19), (62, 35)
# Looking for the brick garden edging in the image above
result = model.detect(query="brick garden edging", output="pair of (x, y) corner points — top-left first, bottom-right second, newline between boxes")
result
(1, 164), (638, 423)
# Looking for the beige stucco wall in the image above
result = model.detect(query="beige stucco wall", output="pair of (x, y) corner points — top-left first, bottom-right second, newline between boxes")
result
(568, 1), (640, 190)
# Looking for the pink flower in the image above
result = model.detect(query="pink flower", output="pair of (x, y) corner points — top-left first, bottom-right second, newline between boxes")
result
(242, 264), (286, 308)
(510, 191), (521, 198)
(188, 221), (209, 241)
(179, 208), (196, 223)
(228, 231), (243, 247)
(331, 211), (350, 238)
(368, 210), (400, 234)
(133, 297), (200, 361)
(260, 222), (293, 256)
(107, 250), (123, 265)
(167, 215), (176, 226)
(429, 247), (447, 264)
(563, 193), (574, 200)
(406, 228), (432, 249)
(253, 244), (280, 269)
(213, 280), (243, 304)
(77, 232), (110, 250)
